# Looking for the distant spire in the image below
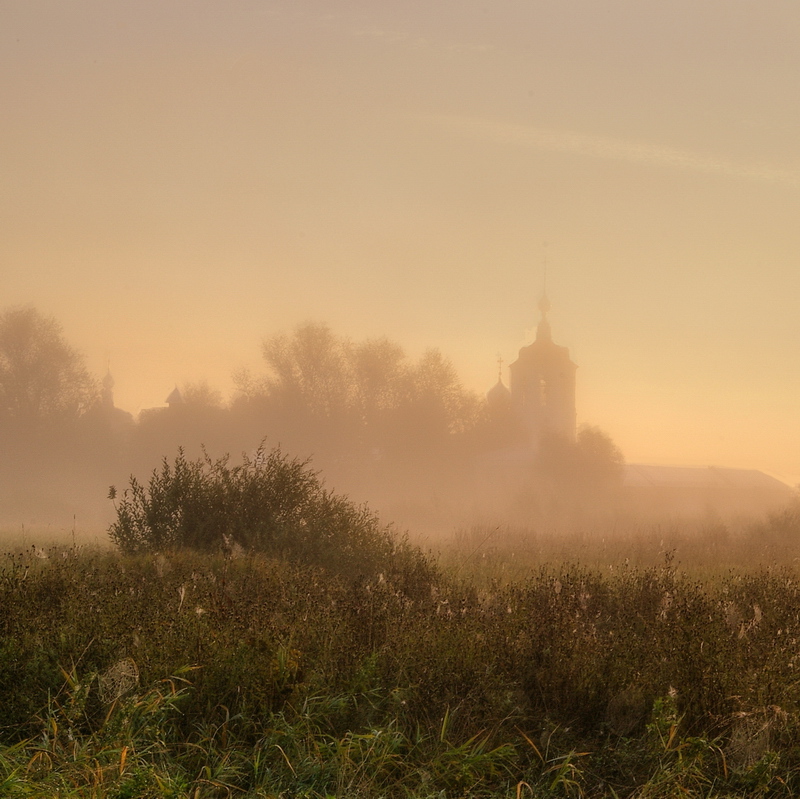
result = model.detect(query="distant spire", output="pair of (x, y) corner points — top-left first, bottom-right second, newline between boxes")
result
(536, 245), (552, 342)
(496, 352), (504, 382)
(101, 359), (115, 409)
(538, 291), (552, 317)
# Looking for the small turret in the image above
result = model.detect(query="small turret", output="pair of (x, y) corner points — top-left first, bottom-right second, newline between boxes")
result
(487, 375), (512, 409)
(165, 386), (184, 407)
(486, 355), (513, 428)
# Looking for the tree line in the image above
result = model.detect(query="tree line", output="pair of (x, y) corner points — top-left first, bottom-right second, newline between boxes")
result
(0, 306), (623, 531)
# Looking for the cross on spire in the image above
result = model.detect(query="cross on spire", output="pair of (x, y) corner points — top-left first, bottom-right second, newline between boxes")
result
(539, 241), (551, 316)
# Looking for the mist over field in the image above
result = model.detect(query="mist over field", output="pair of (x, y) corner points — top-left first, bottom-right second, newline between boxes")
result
(1, 309), (799, 797)
(0, 305), (794, 568)
(4, 5), (800, 795)
(3, 1), (800, 496)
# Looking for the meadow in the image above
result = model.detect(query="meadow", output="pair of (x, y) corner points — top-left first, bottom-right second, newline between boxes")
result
(0, 520), (799, 797)
(2, 449), (800, 797)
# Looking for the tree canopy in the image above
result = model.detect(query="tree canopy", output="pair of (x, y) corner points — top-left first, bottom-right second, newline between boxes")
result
(0, 307), (96, 427)
(236, 322), (481, 454)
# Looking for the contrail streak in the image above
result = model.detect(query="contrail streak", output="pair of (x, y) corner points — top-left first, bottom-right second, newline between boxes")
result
(431, 114), (799, 189)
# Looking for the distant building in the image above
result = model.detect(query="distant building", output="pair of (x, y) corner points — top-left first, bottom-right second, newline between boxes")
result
(487, 291), (576, 449)
(78, 368), (135, 452)
(137, 386), (184, 422)
(623, 464), (794, 517)
(83, 368), (134, 430)
(101, 369), (115, 410)
(509, 291), (577, 444)
(165, 386), (184, 408)
(481, 292), (793, 519)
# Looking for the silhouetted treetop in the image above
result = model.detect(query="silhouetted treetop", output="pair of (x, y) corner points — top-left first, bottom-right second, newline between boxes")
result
(536, 423), (625, 498)
(237, 322), (481, 443)
(0, 306), (96, 427)
(261, 323), (353, 418)
(181, 380), (224, 410)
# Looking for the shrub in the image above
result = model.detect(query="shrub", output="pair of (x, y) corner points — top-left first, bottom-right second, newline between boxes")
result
(108, 445), (437, 586)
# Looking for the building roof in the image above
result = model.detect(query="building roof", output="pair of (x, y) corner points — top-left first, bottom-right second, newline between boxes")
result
(624, 464), (792, 493)
(486, 377), (512, 404)
(165, 386), (183, 405)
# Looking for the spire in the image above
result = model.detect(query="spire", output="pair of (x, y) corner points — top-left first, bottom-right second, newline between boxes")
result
(101, 359), (115, 409)
(535, 256), (552, 342)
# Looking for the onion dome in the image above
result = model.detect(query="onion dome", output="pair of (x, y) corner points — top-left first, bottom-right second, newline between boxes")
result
(487, 376), (512, 408)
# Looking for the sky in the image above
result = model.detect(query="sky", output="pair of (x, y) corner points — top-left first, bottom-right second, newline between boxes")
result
(2, 0), (799, 483)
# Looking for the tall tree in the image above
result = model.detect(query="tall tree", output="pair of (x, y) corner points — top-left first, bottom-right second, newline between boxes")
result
(235, 323), (481, 466)
(534, 424), (625, 516)
(261, 322), (353, 419)
(0, 307), (96, 427)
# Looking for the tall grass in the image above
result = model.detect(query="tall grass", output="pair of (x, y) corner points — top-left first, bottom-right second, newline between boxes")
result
(3, 538), (800, 796)
(440, 501), (800, 582)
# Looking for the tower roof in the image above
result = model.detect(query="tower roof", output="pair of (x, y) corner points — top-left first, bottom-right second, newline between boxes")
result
(510, 289), (576, 370)
(165, 386), (183, 405)
(487, 376), (512, 405)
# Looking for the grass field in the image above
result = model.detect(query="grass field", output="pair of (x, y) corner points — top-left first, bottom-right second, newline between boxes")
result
(437, 505), (800, 583)
(2, 501), (800, 797)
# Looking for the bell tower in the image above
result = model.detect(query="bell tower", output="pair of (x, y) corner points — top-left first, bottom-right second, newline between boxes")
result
(508, 291), (577, 445)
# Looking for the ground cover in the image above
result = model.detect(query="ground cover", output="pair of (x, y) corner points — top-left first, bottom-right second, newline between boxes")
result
(2, 528), (800, 798)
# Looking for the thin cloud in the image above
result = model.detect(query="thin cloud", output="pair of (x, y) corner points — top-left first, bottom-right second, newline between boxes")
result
(351, 25), (492, 53)
(433, 114), (800, 188)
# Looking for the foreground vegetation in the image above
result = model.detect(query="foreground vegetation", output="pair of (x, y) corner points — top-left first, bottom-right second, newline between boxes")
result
(2, 448), (799, 796)
(2, 530), (800, 797)
(442, 504), (800, 584)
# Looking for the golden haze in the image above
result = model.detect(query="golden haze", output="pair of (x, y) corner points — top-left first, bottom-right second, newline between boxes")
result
(1, 1), (798, 483)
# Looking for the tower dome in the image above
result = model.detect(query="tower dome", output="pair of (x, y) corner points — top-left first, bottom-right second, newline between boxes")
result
(508, 292), (577, 444)
(487, 375), (512, 407)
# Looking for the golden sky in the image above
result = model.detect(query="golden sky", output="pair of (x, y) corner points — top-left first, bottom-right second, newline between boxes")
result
(2, 1), (799, 481)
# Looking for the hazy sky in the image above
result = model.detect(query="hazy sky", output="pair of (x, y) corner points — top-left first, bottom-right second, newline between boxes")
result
(2, 1), (799, 481)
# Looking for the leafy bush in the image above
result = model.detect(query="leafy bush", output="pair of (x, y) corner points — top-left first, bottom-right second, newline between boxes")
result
(108, 445), (436, 586)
